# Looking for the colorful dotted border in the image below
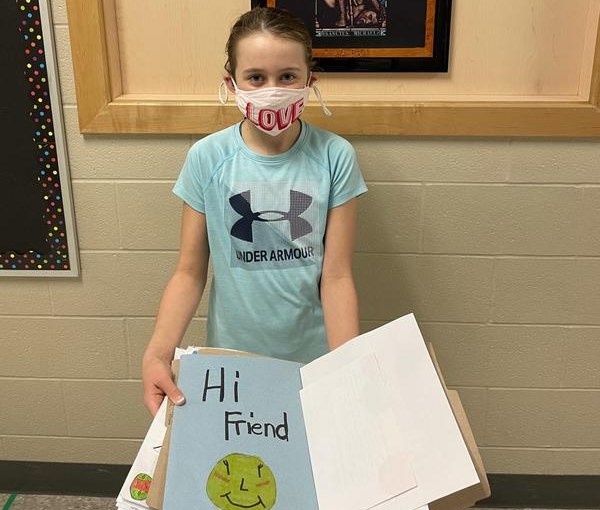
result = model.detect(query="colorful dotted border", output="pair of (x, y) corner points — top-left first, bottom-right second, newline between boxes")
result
(1, 0), (71, 271)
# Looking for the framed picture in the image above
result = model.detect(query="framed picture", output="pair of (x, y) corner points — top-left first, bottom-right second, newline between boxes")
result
(251, 0), (452, 72)
(0, 0), (79, 276)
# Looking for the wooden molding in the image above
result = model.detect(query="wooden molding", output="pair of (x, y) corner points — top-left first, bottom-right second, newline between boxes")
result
(590, 11), (600, 109)
(66, 0), (600, 137)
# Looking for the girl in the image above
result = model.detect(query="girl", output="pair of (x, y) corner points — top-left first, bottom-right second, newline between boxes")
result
(142, 7), (367, 415)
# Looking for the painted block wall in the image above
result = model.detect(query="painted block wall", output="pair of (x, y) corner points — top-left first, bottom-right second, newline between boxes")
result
(1, 0), (599, 474)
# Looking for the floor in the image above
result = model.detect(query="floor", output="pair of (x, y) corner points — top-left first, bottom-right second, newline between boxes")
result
(1, 494), (115, 510)
(0, 495), (596, 510)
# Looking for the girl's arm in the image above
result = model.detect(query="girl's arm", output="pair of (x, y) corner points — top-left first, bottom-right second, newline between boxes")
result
(142, 203), (210, 415)
(320, 198), (360, 350)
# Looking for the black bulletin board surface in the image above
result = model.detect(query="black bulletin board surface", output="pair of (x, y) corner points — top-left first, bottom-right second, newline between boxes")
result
(0, 0), (79, 276)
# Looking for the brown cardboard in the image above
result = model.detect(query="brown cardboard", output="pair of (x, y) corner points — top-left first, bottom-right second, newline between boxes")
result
(147, 346), (490, 510)
(146, 419), (171, 509)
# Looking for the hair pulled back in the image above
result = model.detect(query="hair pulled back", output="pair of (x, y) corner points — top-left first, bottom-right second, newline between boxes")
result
(225, 7), (313, 79)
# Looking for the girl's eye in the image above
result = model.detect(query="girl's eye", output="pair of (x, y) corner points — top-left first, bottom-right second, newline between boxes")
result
(281, 73), (296, 82)
(248, 75), (263, 83)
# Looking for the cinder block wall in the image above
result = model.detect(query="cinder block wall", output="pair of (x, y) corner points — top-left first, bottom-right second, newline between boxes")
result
(1, 0), (599, 474)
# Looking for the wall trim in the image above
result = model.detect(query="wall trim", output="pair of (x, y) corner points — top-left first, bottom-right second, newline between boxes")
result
(0, 461), (128, 498)
(1, 462), (599, 507)
(476, 474), (600, 508)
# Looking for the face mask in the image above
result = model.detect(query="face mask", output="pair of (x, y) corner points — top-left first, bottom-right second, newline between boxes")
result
(218, 78), (332, 136)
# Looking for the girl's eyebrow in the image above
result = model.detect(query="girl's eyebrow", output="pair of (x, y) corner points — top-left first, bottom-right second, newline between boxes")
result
(241, 66), (303, 74)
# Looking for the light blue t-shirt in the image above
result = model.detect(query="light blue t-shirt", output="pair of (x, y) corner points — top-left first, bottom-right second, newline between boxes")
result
(173, 121), (367, 363)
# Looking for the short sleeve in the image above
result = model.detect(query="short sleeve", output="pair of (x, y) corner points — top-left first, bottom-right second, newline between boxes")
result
(173, 146), (206, 213)
(328, 138), (368, 209)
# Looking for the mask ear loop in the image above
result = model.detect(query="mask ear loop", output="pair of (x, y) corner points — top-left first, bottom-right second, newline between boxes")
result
(218, 80), (229, 105)
(311, 84), (332, 117)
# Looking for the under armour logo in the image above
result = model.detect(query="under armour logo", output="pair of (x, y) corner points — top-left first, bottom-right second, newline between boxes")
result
(229, 190), (313, 242)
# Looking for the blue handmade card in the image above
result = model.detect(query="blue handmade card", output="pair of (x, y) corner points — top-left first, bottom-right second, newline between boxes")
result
(163, 354), (318, 510)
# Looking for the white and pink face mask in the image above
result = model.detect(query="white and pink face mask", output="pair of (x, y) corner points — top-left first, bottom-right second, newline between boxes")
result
(219, 78), (331, 136)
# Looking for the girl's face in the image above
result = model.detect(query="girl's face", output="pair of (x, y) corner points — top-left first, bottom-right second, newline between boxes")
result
(228, 32), (313, 92)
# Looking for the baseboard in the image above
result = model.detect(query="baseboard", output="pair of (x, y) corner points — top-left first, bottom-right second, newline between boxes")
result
(476, 474), (600, 508)
(1, 462), (599, 507)
(0, 461), (129, 498)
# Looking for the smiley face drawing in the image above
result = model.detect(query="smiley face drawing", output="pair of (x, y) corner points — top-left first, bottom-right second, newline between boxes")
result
(206, 453), (277, 510)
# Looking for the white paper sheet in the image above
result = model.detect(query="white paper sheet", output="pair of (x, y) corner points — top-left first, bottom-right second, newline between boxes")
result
(300, 314), (480, 510)
(300, 353), (417, 510)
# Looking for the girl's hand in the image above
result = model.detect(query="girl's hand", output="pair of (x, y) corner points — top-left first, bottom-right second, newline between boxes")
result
(142, 353), (186, 416)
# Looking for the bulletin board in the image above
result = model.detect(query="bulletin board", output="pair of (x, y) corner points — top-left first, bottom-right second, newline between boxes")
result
(0, 0), (79, 276)
(66, 0), (600, 136)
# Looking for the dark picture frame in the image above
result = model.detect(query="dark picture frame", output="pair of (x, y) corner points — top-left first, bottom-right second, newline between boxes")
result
(251, 0), (452, 72)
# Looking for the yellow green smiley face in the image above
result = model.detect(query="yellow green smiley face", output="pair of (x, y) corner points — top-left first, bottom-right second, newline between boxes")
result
(206, 453), (277, 510)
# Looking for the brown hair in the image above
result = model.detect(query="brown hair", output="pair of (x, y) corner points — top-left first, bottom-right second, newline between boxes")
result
(225, 7), (313, 79)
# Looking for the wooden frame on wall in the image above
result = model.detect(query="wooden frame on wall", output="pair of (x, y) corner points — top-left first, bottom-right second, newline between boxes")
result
(66, 0), (600, 137)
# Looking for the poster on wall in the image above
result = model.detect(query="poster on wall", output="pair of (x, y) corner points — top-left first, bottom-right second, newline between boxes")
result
(252, 0), (452, 72)
(0, 0), (79, 276)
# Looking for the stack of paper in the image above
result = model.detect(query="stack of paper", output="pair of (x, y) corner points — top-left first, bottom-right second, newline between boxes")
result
(117, 314), (484, 510)
(115, 399), (167, 510)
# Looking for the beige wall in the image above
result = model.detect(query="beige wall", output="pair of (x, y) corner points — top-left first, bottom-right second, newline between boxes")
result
(1, 0), (599, 475)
